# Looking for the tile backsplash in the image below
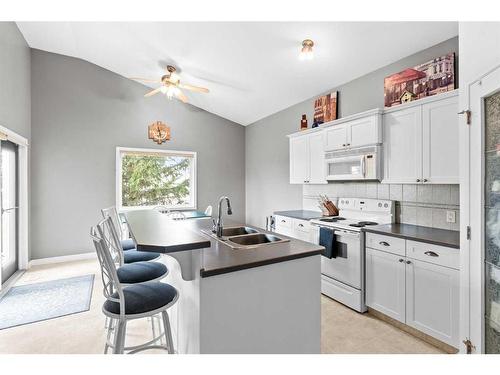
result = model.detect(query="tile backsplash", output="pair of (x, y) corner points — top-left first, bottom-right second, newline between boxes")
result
(303, 182), (460, 231)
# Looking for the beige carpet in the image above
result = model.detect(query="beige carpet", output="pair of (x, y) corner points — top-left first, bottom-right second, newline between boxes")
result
(0, 258), (444, 354)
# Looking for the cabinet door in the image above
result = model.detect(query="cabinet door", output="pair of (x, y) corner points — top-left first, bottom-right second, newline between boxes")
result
(308, 132), (327, 184)
(383, 107), (422, 183)
(348, 115), (381, 148)
(422, 96), (459, 184)
(405, 259), (459, 347)
(325, 125), (347, 151)
(289, 135), (309, 184)
(366, 248), (406, 322)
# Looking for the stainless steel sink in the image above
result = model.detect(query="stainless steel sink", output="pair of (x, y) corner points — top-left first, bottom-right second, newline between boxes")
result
(221, 226), (258, 237)
(227, 233), (288, 247)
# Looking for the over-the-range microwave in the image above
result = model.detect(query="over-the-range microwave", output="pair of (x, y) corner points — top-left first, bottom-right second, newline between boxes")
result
(325, 145), (381, 181)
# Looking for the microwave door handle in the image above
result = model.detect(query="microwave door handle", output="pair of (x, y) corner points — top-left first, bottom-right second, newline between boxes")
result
(361, 156), (366, 177)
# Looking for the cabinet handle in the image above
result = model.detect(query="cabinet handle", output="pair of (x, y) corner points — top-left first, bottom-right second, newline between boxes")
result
(398, 258), (404, 263)
(342, 144), (346, 147)
(298, 223), (304, 227)
(424, 251), (439, 257)
(416, 179), (421, 182)
(406, 260), (412, 264)
(379, 241), (390, 246)
(423, 179), (428, 182)
(281, 220), (286, 223)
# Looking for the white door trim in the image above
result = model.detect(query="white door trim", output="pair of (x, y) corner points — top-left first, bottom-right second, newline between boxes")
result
(464, 63), (500, 353)
(0, 124), (29, 287)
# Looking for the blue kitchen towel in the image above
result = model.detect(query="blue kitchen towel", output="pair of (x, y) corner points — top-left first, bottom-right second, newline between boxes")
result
(319, 227), (336, 259)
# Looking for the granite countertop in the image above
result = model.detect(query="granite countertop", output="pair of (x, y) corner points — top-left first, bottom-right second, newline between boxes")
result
(363, 223), (460, 249)
(125, 210), (323, 277)
(274, 210), (323, 221)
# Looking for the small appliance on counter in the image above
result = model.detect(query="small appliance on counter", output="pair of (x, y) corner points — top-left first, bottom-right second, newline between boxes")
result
(310, 198), (395, 312)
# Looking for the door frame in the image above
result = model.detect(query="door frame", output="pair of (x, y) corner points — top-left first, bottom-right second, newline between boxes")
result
(462, 63), (500, 353)
(0, 124), (29, 287)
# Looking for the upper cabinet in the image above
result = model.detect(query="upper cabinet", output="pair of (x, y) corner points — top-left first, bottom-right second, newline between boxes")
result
(383, 91), (459, 184)
(289, 130), (327, 184)
(324, 109), (382, 151)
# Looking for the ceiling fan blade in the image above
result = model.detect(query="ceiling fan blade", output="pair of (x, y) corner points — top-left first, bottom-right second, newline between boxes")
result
(129, 77), (161, 83)
(144, 87), (162, 97)
(179, 83), (209, 93)
(176, 90), (188, 103)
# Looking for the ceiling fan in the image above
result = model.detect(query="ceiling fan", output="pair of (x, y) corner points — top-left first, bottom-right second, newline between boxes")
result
(130, 65), (209, 103)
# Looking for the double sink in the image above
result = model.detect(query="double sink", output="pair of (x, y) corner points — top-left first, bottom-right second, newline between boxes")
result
(203, 226), (289, 249)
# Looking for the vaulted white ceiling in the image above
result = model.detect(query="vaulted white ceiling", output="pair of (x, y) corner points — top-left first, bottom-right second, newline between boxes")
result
(17, 22), (458, 125)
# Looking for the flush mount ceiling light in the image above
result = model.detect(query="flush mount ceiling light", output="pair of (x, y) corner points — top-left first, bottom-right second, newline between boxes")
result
(300, 39), (314, 61)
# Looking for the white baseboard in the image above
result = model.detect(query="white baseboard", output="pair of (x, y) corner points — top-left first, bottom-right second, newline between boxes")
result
(28, 252), (96, 268)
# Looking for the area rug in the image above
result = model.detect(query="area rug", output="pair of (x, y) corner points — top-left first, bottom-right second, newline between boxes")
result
(0, 274), (94, 330)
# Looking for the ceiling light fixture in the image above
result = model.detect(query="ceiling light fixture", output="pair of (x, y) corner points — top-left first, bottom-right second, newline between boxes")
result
(300, 39), (314, 61)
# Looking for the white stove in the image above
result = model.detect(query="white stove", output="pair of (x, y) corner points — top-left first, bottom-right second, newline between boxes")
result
(310, 198), (395, 312)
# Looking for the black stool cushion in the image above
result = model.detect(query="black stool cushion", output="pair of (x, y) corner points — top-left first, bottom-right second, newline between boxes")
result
(123, 249), (160, 263)
(117, 261), (168, 284)
(103, 282), (178, 315)
(121, 238), (136, 250)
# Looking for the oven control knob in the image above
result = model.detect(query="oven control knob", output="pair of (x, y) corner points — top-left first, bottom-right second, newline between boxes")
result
(378, 203), (382, 207)
(384, 203), (388, 208)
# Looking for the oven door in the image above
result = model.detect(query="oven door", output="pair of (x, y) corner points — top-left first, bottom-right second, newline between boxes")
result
(319, 228), (362, 289)
(325, 155), (365, 181)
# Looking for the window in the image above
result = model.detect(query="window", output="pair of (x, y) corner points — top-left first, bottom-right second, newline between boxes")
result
(116, 147), (196, 210)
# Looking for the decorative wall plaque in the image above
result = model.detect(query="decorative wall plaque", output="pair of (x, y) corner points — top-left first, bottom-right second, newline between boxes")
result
(148, 121), (171, 144)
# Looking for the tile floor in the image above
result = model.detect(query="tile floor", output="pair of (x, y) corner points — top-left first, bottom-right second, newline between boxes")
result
(0, 259), (445, 354)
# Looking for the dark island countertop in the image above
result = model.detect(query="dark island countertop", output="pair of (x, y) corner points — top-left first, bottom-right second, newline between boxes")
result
(125, 210), (323, 277)
(274, 210), (323, 221)
(363, 223), (460, 249)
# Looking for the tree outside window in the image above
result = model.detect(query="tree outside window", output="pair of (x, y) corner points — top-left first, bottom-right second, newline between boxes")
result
(117, 148), (196, 210)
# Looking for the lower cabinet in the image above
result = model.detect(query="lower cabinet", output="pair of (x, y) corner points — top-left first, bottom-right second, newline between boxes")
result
(405, 258), (460, 346)
(275, 215), (313, 242)
(365, 234), (460, 348)
(366, 248), (406, 322)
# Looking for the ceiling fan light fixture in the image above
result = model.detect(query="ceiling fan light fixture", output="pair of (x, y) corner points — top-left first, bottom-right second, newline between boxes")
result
(166, 85), (180, 100)
(160, 85), (168, 94)
(300, 39), (314, 61)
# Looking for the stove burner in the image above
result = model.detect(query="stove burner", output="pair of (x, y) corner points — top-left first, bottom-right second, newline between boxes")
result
(319, 217), (346, 223)
(349, 221), (379, 228)
(358, 221), (378, 226)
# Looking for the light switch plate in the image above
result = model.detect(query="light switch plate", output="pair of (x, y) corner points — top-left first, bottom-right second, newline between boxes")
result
(446, 210), (456, 223)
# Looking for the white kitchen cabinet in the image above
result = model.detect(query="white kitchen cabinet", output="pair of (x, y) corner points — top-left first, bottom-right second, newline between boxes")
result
(422, 96), (459, 184)
(365, 232), (460, 348)
(383, 106), (422, 184)
(382, 91), (459, 184)
(405, 258), (460, 347)
(288, 131), (326, 184)
(275, 215), (314, 243)
(324, 109), (382, 151)
(365, 247), (406, 322)
(289, 135), (309, 184)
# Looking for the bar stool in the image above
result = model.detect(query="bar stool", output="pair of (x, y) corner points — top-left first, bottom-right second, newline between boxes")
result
(91, 221), (178, 354)
(101, 206), (160, 263)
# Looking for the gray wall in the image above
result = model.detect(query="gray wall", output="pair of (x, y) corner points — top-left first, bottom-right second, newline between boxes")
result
(0, 22), (31, 140)
(31, 49), (245, 260)
(245, 37), (459, 228)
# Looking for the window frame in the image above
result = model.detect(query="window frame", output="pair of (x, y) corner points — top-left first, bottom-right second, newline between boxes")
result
(116, 146), (197, 211)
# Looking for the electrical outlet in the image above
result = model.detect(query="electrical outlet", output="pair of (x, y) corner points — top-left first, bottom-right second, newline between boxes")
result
(446, 210), (456, 223)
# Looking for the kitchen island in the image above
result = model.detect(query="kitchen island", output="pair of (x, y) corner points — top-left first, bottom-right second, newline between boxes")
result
(125, 210), (323, 354)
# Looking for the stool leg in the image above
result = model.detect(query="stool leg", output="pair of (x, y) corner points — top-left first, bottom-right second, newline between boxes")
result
(104, 318), (115, 354)
(113, 320), (127, 354)
(161, 311), (174, 354)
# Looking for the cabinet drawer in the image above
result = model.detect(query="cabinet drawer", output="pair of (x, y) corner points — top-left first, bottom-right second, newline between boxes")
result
(293, 219), (310, 233)
(406, 240), (459, 270)
(275, 215), (292, 229)
(365, 233), (406, 257)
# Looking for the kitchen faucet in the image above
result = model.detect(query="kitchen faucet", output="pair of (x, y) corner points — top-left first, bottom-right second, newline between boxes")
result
(214, 196), (232, 237)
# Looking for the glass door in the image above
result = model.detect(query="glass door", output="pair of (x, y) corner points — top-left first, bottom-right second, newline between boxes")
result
(484, 91), (500, 353)
(0, 140), (19, 284)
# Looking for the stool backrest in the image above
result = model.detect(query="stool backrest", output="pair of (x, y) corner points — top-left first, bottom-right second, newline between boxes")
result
(102, 206), (137, 244)
(99, 215), (124, 266)
(90, 221), (125, 317)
